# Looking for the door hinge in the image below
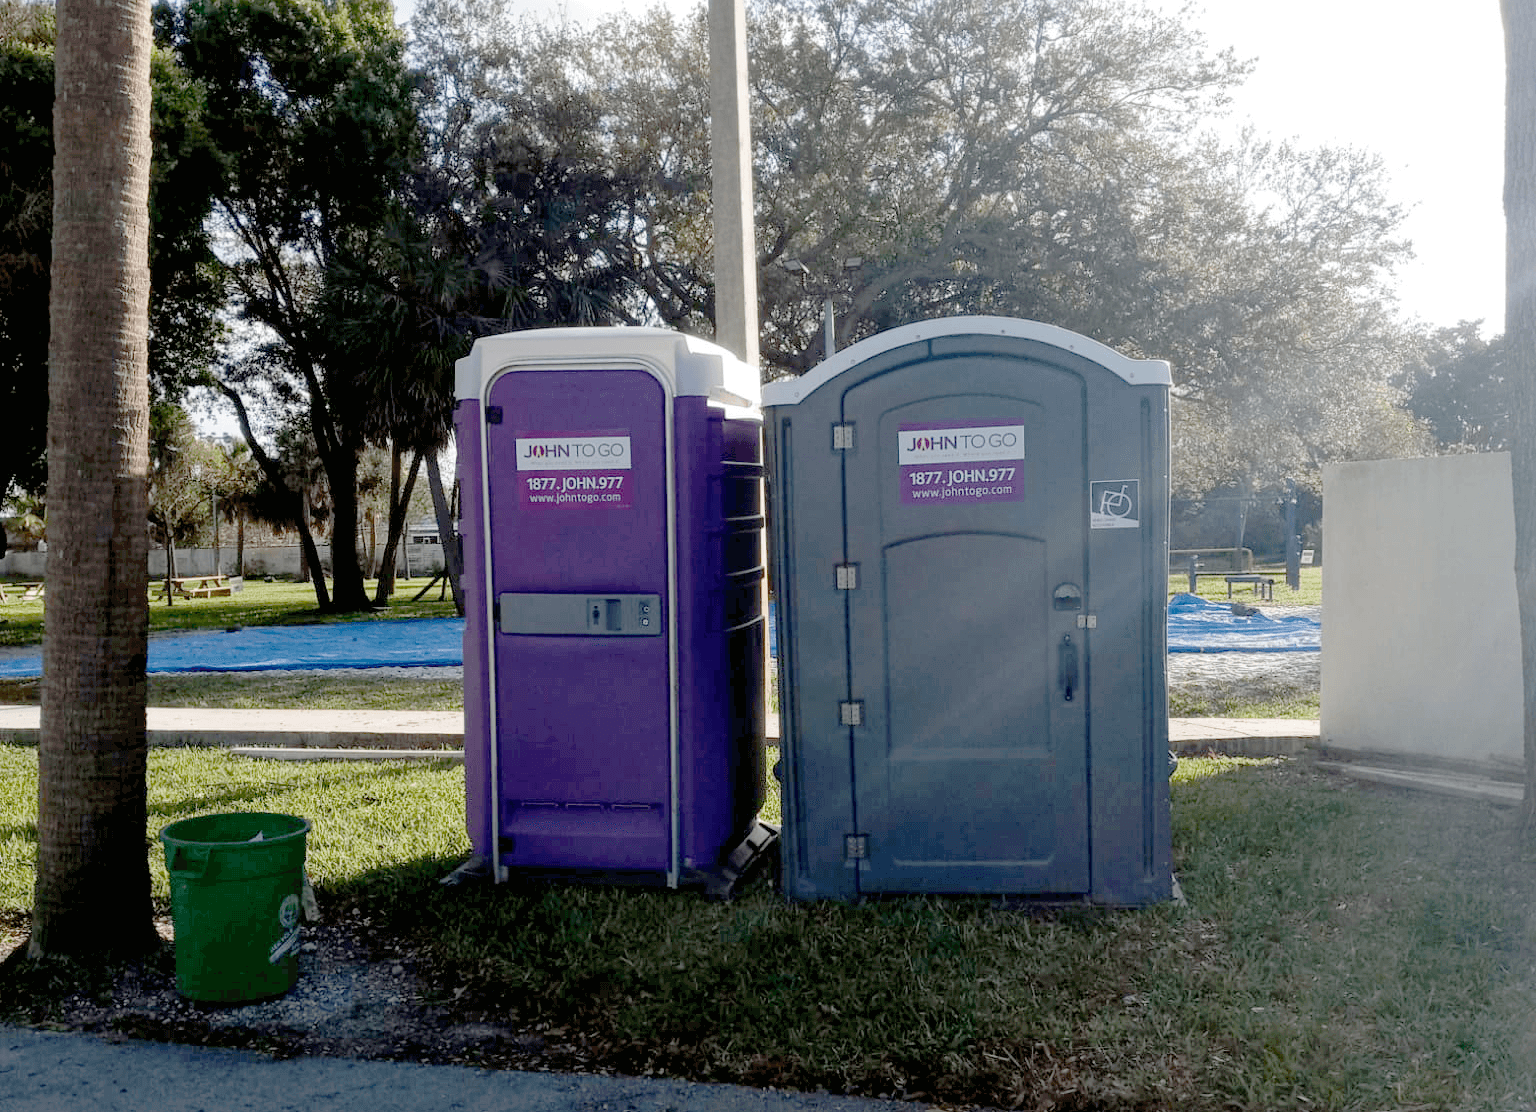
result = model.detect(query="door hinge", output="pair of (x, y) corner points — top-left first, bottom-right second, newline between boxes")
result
(485, 405), (504, 424)
(844, 833), (869, 861)
(839, 700), (864, 727)
(1076, 614), (1097, 628)
(831, 423), (855, 450)
(492, 599), (501, 624)
(835, 563), (859, 590)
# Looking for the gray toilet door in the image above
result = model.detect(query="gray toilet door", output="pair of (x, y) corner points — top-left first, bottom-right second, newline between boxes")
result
(840, 353), (1090, 894)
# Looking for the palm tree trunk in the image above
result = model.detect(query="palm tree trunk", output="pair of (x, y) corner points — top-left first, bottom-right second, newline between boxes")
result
(27, 0), (156, 962)
(1505, 0), (1536, 829)
(163, 531), (175, 606)
(319, 439), (371, 612)
(426, 452), (464, 616)
(373, 445), (422, 605)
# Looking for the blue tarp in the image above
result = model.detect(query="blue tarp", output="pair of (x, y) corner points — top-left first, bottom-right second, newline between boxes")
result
(0, 595), (1316, 678)
(0, 618), (466, 678)
(1166, 592), (1320, 653)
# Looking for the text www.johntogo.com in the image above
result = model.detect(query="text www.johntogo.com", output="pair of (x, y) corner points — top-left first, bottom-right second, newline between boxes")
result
(527, 490), (625, 505)
(909, 484), (1015, 500)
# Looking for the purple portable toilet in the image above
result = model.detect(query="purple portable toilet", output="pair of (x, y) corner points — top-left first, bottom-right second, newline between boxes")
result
(455, 328), (769, 888)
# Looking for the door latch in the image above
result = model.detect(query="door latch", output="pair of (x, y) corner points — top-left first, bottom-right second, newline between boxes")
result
(1059, 633), (1078, 702)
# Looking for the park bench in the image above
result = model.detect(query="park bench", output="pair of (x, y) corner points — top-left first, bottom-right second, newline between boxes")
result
(1225, 574), (1274, 601)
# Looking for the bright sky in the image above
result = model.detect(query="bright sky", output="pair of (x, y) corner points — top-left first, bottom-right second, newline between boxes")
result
(393, 0), (1509, 337)
(1156, 0), (1508, 337)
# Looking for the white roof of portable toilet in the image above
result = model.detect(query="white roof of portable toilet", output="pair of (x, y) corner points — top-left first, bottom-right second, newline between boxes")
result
(456, 327), (760, 413)
(761, 316), (1171, 408)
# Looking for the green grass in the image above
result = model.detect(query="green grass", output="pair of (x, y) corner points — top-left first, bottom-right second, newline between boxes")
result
(0, 576), (459, 647)
(1170, 563), (1322, 607)
(1167, 690), (1320, 720)
(145, 673), (465, 710)
(5, 749), (1533, 1110)
(0, 746), (468, 913)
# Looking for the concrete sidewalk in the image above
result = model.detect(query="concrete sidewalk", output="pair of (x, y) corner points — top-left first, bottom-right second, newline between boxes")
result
(0, 705), (463, 751)
(1168, 716), (1317, 756)
(0, 704), (1317, 758)
(0, 1024), (917, 1112)
(1313, 761), (1524, 806)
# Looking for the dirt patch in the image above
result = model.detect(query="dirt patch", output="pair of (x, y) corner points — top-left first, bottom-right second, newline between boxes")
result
(0, 907), (626, 1076)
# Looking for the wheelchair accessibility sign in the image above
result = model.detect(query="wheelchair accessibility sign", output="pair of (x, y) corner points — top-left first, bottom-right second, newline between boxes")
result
(1090, 479), (1140, 529)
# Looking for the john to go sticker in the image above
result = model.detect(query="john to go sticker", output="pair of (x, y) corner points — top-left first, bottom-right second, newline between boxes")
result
(515, 431), (632, 510)
(899, 422), (1026, 505)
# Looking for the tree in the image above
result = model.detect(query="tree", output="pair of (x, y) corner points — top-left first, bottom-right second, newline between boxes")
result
(540, 0), (1424, 494)
(25, 0), (156, 963)
(1399, 323), (1510, 452)
(1503, 0), (1536, 826)
(565, 0), (1247, 362)
(1152, 134), (1435, 494)
(298, 0), (678, 612)
(161, 0), (417, 613)
(1, 5), (225, 501)
(0, 7), (52, 499)
(208, 435), (262, 576)
(148, 402), (216, 601)
(363, 441), (421, 602)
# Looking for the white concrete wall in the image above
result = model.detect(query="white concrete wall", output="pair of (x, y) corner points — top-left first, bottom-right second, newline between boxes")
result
(0, 551), (46, 579)
(1321, 453), (1523, 773)
(0, 543), (444, 580)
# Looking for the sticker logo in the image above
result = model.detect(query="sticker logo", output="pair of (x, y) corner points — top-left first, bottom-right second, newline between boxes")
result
(1090, 479), (1140, 529)
(898, 424), (1026, 465)
(516, 430), (633, 509)
(515, 435), (632, 471)
(269, 893), (302, 963)
(900, 421), (1026, 505)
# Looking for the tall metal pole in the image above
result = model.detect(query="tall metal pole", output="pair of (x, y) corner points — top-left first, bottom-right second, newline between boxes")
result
(1284, 478), (1301, 591)
(709, 0), (759, 368)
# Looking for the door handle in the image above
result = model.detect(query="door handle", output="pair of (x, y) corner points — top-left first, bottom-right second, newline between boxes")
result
(1059, 633), (1078, 702)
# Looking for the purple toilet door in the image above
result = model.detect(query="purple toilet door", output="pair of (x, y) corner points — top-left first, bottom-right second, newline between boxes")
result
(483, 368), (673, 871)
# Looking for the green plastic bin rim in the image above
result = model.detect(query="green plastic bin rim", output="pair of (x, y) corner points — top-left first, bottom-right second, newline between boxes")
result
(159, 812), (311, 848)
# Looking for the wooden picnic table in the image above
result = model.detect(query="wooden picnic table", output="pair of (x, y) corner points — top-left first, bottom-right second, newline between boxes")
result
(0, 581), (44, 603)
(154, 574), (233, 600)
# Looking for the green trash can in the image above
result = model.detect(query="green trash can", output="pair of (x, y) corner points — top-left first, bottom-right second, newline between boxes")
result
(159, 812), (311, 1003)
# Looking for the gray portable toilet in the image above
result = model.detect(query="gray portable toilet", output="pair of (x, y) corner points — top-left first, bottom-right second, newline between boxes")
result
(763, 316), (1172, 904)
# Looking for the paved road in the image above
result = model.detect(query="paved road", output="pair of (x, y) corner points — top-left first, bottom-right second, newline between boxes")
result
(1, 1025), (926, 1112)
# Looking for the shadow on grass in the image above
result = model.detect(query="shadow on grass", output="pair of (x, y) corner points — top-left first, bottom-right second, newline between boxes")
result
(340, 760), (1536, 1111)
(0, 819), (37, 842)
(6, 756), (1536, 1112)
(354, 863), (1164, 1107)
(0, 908), (172, 1025)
